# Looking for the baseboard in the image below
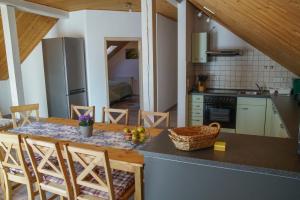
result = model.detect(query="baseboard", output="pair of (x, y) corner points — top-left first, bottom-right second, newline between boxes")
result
(164, 104), (177, 112)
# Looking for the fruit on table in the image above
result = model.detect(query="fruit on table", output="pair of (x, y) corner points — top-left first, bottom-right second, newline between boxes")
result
(123, 126), (147, 143)
(139, 133), (146, 143)
(123, 128), (131, 133)
(137, 126), (145, 133)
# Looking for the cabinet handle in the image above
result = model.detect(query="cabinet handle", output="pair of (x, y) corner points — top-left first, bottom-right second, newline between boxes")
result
(242, 108), (249, 110)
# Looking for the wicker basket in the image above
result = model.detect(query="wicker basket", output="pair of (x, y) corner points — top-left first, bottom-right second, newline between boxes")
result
(168, 123), (221, 151)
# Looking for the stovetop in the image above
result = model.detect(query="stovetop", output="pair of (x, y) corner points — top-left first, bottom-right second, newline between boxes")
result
(205, 89), (240, 95)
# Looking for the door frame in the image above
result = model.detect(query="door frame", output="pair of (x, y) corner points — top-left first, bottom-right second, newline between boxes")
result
(104, 37), (143, 109)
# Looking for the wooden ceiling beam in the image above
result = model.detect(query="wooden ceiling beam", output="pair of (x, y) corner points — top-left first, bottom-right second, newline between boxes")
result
(0, 0), (68, 19)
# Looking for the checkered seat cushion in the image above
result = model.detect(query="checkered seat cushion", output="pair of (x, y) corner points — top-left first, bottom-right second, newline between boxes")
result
(43, 165), (134, 200)
(9, 156), (57, 178)
(80, 167), (135, 200)
(0, 118), (12, 128)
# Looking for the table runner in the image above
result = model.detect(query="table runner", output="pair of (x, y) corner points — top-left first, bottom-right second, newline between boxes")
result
(10, 122), (149, 150)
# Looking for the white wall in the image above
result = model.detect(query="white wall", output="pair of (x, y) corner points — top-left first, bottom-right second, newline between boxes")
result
(0, 11), (178, 121)
(108, 42), (140, 95)
(156, 14), (178, 111)
(84, 11), (141, 121)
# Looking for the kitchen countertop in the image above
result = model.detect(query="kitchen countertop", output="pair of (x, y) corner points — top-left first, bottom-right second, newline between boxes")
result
(141, 130), (300, 179)
(190, 89), (271, 98)
(271, 95), (300, 139)
(190, 90), (300, 139)
(141, 94), (300, 179)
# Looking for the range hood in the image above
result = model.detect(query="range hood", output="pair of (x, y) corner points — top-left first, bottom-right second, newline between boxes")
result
(206, 49), (242, 56)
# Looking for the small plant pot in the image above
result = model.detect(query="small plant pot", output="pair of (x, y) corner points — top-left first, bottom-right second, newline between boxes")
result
(79, 125), (93, 137)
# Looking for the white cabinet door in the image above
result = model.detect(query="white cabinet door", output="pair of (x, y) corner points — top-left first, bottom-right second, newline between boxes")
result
(236, 105), (266, 136)
(271, 110), (289, 138)
(192, 33), (207, 63)
(265, 99), (274, 137)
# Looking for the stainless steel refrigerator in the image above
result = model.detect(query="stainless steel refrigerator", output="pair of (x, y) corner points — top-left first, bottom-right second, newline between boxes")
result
(42, 37), (88, 118)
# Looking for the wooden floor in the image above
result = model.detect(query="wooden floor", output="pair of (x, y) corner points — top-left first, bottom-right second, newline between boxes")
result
(111, 95), (177, 128)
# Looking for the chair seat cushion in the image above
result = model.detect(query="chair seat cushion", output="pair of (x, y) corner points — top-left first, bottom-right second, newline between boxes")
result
(0, 118), (12, 128)
(80, 167), (134, 200)
(42, 165), (134, 200)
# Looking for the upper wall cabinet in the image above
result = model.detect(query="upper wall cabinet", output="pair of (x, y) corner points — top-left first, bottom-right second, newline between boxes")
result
(192, 32), (208, 63)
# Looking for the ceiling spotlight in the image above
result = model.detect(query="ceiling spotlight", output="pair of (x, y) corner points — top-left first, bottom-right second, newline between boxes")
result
(206, 17), (211, 23)
(126, 2), (133, 12)
(197, 11), (203, 18)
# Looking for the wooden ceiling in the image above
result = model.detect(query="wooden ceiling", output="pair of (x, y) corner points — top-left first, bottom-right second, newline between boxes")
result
(25, 0), (178, 20)
(0, 11), (57, 80)
(189, 0), (300, 75)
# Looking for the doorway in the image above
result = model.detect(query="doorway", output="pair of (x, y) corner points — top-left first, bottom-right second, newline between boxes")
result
(104, 38), (142, 125)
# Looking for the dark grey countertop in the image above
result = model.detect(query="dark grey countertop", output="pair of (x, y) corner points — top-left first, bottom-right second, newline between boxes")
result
(271, 95), (300, 139)
(190, 90), (271, 98)
(141, 94), (300, 179)
(141, 131), (300, 179)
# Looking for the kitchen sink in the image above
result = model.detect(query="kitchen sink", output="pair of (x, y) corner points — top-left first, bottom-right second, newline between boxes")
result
(238, 90), (266, 96)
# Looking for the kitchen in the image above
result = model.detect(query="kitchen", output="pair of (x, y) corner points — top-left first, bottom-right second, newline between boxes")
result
(140, 1), (300, 200)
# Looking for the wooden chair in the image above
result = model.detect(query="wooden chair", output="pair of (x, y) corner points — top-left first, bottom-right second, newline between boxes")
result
(102, 107), (129, 125)
(0, 133), (38, 200)
(10, 104), (40, 128)
(138, 110), (170, 128)
(64, 143), (135, 200)
(23, 136), (73, 200)
(0, 111), (13, 132)
(71, 105), (95, 121)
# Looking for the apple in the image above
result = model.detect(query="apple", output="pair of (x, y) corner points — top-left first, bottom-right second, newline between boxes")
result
(123, 128), (131, 133)
(137, 126), (145, 133)
(131, 129), (138, 136)
(139, 133), (146, 143)
(132, 134), (138, 143)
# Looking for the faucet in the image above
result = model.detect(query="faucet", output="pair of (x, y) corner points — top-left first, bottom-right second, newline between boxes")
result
(256, 82), (263, 93)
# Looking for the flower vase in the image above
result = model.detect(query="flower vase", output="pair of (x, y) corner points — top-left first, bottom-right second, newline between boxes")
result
(79, 125), (93, 137)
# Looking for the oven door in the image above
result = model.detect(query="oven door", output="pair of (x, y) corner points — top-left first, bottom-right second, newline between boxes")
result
(204, 104), (236, 129)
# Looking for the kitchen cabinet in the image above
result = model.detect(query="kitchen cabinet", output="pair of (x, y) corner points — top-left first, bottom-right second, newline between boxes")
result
(192, 32), (207, 63)
(236, 97), (266, 136)
(188, 94), (204, 126)
(265, 99), (288, 138)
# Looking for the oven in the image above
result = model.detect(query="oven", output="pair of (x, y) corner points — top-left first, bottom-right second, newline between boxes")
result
(203, 95), (237, 129)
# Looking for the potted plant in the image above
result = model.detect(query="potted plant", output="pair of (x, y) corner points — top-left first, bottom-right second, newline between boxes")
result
(79, 114), (94, 137)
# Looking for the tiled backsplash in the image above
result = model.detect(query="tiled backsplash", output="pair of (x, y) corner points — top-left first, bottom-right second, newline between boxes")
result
(194, 45), (298, 90)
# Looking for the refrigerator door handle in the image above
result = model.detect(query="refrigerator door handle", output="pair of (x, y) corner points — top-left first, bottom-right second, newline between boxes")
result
(68, 88), (86, 95)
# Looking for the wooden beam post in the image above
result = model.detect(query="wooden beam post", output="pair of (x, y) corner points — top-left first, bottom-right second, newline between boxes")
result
(1, 5), (25, 106)
(141, 0), (157, 112)
(177, 0), (187, 126)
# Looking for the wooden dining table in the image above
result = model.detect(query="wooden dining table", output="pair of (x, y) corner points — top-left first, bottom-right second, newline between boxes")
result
(6, 117), (163, 200)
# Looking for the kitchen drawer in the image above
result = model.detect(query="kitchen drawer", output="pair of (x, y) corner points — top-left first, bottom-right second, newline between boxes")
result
(189, 95), (203, 103)
(189, 104), (203, 111)
(189, 110), (203, 117)
(237, 97), (266, 106)
(189, 118), (203, 126)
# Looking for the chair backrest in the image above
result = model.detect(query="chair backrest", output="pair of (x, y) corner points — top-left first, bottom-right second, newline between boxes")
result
(0, 133), (31, 180)
(10, 104), (40, 128)
(64, 143), (115, 200)
(102, 107), (129, 125)
(23, 137), (73, 198)
(71, 105), (95, 121)
(138, 110), (170, 128)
